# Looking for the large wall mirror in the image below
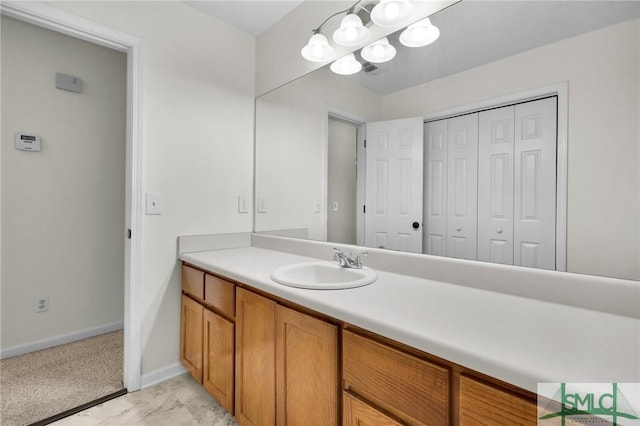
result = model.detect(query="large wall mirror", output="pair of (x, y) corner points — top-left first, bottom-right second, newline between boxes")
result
(255, 0), (640, 281)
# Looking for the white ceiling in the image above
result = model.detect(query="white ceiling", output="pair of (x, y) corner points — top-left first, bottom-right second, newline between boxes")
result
(184, 1), (304, 36)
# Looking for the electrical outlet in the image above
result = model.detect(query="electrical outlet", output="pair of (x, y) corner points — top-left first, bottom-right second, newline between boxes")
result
(36, 296), (49, 313)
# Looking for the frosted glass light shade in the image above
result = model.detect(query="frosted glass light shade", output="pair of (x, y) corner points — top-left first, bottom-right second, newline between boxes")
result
(371, 0), (414, 27)
(301, 33), (334, 62)
(330, 53), (362, 75)
(361, 37), (396, 63)
(399, 17), (440, 47)
(333, 14), (371, 46)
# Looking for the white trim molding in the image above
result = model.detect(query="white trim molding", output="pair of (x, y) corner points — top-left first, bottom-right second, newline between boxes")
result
(1, 1), (144, 391)
(141, 363), (187, 390)
(1, 322), (124, 360)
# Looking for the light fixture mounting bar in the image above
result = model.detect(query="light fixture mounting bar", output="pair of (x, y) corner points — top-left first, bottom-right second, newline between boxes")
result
(311, 0), (363, 33)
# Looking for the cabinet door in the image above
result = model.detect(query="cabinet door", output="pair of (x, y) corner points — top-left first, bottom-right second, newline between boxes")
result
(276, 305), (338, 426)
(459, 376), (537, 426)
(180, 295), (203, 383)
(344, 392), (404, 426)
(235, 288), (276, 426)
(203, 308), (234, 414)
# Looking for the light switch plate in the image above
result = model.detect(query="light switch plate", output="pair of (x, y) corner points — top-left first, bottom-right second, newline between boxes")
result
(238, 196), (248, 214)
(257, 197), (267, 213)
(313, 200), (321, 213)
(146, 193), (163, 215)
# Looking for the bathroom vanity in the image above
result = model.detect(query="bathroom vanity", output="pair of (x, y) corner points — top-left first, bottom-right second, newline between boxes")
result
(178, 237), (639, 425)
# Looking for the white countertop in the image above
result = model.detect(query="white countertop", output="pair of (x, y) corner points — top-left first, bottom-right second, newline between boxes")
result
(180, 246), (640, 393)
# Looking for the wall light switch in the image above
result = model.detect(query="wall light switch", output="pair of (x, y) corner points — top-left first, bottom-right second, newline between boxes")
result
(257, 197), (267, 213)
(313, 200), (321, 213)
(333, 202), (339, 212)
(238, 196), (248, 214)
(146, 193), (163, 215)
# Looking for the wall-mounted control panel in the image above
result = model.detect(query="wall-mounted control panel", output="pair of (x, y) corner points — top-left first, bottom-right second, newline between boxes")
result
(15, 133), (41, 152)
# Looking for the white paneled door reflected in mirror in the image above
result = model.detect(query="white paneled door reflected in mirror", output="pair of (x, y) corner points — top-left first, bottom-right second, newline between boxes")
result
(254, 0), (640, 281)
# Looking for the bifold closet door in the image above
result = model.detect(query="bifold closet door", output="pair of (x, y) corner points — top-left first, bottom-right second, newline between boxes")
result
(478, 106), (515, 264)
(514, 97), (557, 270)
(424, 119), (448, 256)
(446, 113), (478, 260)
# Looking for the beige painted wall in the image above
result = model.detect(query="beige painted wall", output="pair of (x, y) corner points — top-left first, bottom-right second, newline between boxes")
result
(43, 1), (256, 376)
(255, 68), (381, 239)
(382, 19), (640, 280)
(1, 17), (126, 349)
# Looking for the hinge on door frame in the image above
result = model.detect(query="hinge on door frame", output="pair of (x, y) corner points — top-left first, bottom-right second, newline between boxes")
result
(364, 139), (367, 148)
(127, 229), (132, 239)
(363, 205), (366, 213)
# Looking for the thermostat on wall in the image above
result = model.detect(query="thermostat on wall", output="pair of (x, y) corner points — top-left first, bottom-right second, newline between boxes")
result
(15, 133), (41, 152)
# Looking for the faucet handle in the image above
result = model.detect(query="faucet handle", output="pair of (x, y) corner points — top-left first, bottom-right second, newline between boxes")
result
(354, 251), (368, 267)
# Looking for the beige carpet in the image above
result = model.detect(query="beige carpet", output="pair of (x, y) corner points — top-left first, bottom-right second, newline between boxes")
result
(1, 330), (124, 426)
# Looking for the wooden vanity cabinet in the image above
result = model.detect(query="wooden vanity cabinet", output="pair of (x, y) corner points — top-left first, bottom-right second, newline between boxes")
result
(180, 265), (236, 414)
(235, 288), (339, 426)
(182, 263), (538, 425)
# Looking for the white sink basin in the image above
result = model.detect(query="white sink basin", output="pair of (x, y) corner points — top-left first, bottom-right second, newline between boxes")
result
(270, 262), (377, 290)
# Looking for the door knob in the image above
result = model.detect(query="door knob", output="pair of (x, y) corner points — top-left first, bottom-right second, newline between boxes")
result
(412, 221), (420, 229)
(497, 228), (503, 234)
(456, 227), (462, 232)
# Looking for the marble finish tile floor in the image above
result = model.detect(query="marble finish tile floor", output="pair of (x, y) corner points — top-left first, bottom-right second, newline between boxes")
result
(52, 374), (238, 425)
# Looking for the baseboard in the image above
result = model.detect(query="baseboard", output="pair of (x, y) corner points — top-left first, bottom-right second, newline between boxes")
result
(0, 321), (124, 359)
(140, 362), (187, 389)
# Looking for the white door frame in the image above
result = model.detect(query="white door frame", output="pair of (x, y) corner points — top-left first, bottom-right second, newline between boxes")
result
(1, 1), (143, 390)
(421, 83), (568, 272)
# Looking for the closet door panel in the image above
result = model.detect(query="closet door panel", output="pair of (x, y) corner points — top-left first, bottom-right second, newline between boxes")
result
(478, 106), (515, 265)
(424, 119), (448, 256)
(446, 113), (478, 260)
(514, 98), (557, 270)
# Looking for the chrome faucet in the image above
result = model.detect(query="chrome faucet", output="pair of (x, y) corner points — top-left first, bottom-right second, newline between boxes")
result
(332, 248), (368, 269)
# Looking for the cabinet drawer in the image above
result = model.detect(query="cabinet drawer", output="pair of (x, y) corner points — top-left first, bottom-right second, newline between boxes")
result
(182, 265), (204, 300)
(205, 274), (235, 319)
(459, 375), (537, 426)
(343, 330), (449, 425)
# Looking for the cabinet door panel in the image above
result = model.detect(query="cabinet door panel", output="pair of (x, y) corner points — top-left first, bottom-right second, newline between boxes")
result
(235, 288), (276, 426)
(180, 295), (203, 383)
(344, 392), (404, 426)
(203, 309), (234, 414)
(276, 305), (338, 426)
(459, 376), (536, 426)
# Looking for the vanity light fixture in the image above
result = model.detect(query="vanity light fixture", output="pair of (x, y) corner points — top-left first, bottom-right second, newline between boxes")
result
(301, 31), (335, 62)
(370, 0), (415, 27)
(361, 37), (396, 63)
(333, 13), (371, 47)
(399, 17), (440, 47)
(330, 53), (363, 75)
